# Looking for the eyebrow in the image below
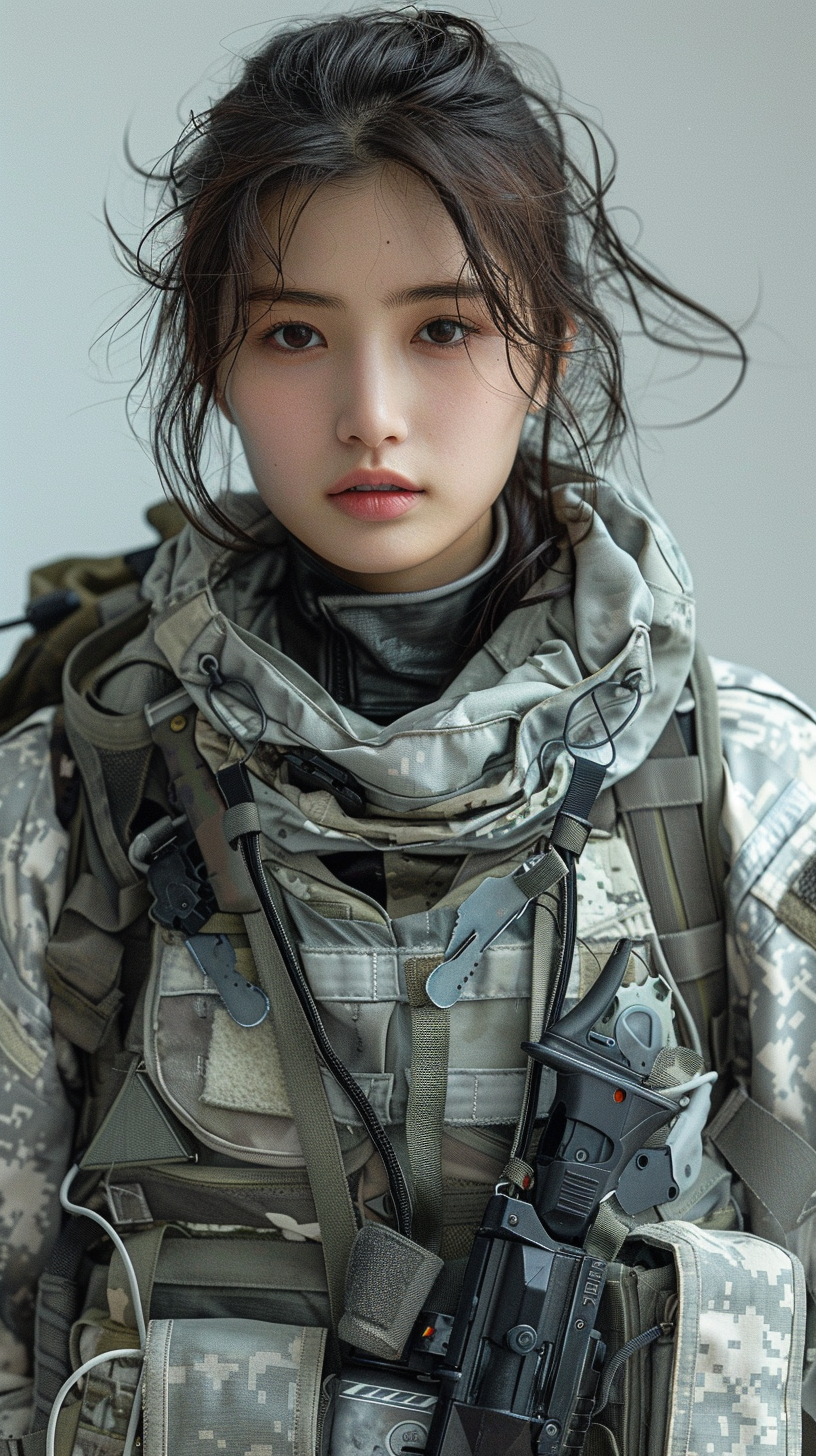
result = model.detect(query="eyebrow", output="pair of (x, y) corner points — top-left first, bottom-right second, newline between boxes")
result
(247, 281), (486, 309)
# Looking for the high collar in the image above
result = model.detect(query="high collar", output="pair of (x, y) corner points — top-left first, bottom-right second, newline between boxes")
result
(136, 475), (696, 854)
(276, 503), (509, 723)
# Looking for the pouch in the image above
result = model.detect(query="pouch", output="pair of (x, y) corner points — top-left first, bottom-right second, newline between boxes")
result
(591, 1221), (806, 1456)
(141, 1316), (327, 1456)
(63, 1233), (332, 1455)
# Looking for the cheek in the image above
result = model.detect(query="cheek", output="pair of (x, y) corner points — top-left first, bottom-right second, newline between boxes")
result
(229, 367), (328, 470)
(425, 362), (527, 468)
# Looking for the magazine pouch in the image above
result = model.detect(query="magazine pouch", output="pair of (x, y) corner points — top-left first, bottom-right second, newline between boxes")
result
(141, 1316), (328, 1456)
(591, 1222), (806, 1456)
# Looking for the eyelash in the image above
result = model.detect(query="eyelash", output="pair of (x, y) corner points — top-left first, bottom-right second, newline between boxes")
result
(260, 316), (479, 352)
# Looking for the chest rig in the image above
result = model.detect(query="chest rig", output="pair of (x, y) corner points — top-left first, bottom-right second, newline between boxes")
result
(32, 592), (730, 1438)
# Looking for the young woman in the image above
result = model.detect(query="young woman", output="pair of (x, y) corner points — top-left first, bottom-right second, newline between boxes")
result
(0, 11), (814, 1455)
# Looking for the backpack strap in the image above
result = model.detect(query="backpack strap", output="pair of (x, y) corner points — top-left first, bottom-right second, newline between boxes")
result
(404, 955), (449, 1254)
(613, 642), (728, 1070)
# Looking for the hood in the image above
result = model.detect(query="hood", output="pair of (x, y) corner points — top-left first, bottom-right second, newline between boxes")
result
(136, 476), (694, 854)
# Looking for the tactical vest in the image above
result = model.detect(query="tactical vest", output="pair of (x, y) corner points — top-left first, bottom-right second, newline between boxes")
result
(14, 593), (799, 1456)
(3, 497), (806, 1456)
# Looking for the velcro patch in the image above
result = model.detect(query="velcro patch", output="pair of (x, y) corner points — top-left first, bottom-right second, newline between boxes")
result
(778, 851), (816, 952)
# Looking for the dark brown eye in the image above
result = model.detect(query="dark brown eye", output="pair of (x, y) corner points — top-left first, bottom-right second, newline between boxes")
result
(272, 323), (321, 350)
(420, 318), (468, 345)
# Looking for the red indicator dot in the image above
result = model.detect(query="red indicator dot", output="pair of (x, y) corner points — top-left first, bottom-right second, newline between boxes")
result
(422, 1326), (435, 1339)
(522, 1175), (531, 1190)
(613, 1088), (626, 1103)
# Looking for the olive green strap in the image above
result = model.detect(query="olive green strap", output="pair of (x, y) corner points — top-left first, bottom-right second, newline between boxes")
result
(107, 1224), (168, 1333)
(689, 640), (727, 920)
(243, 905), (357, 1341)
(584, 1196), (631, 1261)
(404, 956), (450, 1253)
(1, 1402), (80, 1455)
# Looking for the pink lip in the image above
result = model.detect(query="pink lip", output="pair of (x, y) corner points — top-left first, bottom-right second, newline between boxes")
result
(327, 469), (424, 522)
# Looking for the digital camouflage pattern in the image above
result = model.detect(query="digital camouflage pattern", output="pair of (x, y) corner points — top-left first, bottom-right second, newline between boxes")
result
(141, 1317), (326, 1456)
(72, 1350), (141, 1456)
(713, 662), (816, 1276)
(641, 1220), (805, 1456)
(1, 664), (816, 1446)
(0, 710), (73, 1438)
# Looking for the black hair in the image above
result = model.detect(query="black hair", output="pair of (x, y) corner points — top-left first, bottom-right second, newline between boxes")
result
(111, 7), (745, 640)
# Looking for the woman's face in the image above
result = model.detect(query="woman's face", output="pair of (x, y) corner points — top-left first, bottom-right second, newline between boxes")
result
(220, 166), (535, 592)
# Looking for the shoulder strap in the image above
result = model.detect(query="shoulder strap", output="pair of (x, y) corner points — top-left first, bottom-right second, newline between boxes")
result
(689, 639), (727, 914)
(613, 642), (728, 1070)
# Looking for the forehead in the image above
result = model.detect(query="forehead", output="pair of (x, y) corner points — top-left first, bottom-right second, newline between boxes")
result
(257, 165), (471, 296)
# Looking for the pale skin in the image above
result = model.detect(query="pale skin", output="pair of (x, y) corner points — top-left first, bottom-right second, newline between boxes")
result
(218, 165), (540, 593)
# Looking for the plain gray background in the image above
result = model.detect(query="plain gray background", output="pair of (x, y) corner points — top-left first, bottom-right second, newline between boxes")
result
(2, 1), (814, 701)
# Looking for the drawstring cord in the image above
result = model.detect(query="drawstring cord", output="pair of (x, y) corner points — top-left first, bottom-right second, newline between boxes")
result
(594, 1321), (674, 1415)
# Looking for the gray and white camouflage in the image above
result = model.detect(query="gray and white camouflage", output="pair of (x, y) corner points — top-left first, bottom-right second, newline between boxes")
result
(0, 488), (815, 1448)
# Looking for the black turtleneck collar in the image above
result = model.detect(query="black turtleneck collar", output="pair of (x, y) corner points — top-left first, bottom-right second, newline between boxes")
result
(276, 502), (509, 723)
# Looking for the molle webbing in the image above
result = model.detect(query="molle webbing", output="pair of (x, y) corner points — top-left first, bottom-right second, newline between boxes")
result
(32, 1221), (98, 1431)
(613, 654), (727, 1069)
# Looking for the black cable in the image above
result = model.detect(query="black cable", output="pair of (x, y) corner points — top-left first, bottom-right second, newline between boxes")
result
(238, 829), (414, 1240)
(546, 853), (577, 1030)
(515, 853), (577, 1166)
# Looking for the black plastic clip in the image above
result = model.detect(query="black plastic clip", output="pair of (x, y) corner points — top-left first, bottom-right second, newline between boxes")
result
(147, 842), (217, 937)
(284, 748), (366, 817)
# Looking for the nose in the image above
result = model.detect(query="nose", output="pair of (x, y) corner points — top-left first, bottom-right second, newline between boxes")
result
(335, 342), (409, 451)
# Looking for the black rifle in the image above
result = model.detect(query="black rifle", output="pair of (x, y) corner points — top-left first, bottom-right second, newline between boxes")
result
(422, 939), (680, 1456)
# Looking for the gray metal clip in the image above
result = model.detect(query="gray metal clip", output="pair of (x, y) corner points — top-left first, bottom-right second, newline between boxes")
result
(187, 933), (270, 1028)
(425, 849), (567, 1009)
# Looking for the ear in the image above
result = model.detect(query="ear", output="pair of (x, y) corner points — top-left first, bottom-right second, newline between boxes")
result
(558, 317), (577, 378)
(527, 319), (576, 414)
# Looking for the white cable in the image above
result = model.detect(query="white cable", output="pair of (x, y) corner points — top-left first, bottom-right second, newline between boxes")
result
(46, 1348), (142, 1456)
(53, 1165), (147, 1452)
(122, 1379), (143, 1456)
(660, 1069), (718, 1100)
(59, 1165), (147, 1345)
(646, 931), (703, 1057)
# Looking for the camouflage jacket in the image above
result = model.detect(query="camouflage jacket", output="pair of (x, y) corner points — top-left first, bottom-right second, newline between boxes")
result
(0, 660), (815, 1439)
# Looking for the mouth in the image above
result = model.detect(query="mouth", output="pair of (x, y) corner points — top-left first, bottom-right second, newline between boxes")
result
(327, 470), (423, 497)
(327, 470), (424, 520)
(342, 484), (413, 493)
